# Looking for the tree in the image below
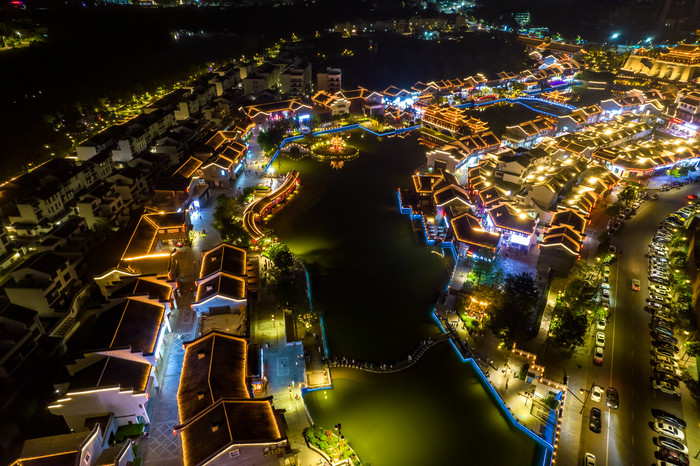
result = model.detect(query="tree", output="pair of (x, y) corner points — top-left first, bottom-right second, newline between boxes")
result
(266, 242), (296, 272)
(564, 278), (599, 312)
(617, 186), (637, 207)
(550, 307), (587, 349)
(489, 273), (538, 345)
(212, 195), (250, 247)
(471, 258), (494, 285)
(257, 118), (293, 153)
(685, 341), (700, 359)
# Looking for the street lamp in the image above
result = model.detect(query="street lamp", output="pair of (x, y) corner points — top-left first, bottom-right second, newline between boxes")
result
(334, 423), (343, 460)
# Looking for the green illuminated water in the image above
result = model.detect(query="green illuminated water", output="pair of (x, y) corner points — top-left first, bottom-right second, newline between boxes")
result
(270, 132), (540, 465)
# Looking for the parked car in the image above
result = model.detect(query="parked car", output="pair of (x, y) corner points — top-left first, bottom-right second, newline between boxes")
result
(657, 435), (689, 454)
(593, 346), (604, 365)
(652, 409), (687, 429)
(654, 421), (685, 440)
(609, 221), (621, 234)
(647, 302), (664, 311)
(650, 284), (671, 293)
(653, 355), (679, 367)
(653, 334), (679, 346)
(596, 317), (606, 331)
(653, 347), (678, 359)
(657, 447), (689, 465)
(606, 387), (619, 409)
(608, 245), (616, 255)
(652, 380), (682, 397)
(584, 453), (596, 466)
(649, 277), (671, 286)
(589, 407), (602, 433)
(653, 342), (679, 354)
(654, 363), (682, 378)
(649, 294), (670, 304)
(596, 332), (605, 347)
(591, 385), (603, 402)
(602, 289), (610, 299)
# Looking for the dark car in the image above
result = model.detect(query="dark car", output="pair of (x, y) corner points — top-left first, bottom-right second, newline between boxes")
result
(589, 407), (602, 433)
(657, 436), (689, 454)
(652, 409), (687, 429)
(606, 387), (619, 409)
(658, 447), (690, 465)
(654, 342), (680, 353)
(653, 333), (679, 345)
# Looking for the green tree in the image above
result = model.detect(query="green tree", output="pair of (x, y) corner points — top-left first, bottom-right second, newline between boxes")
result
(550, 307), (587, 349)
(212, 195), (250, 247)
(471, 258), (494, 285)
(685, 341), (700, 358)
(257, 118), (293, 153)
(266, 243), (296, 272)
(617, 186), (637, 207)
(489, 273), (538, 345)
(564, 278), (599, 312)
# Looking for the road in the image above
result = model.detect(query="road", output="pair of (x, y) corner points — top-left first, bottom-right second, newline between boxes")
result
(578, 183), (698, 466)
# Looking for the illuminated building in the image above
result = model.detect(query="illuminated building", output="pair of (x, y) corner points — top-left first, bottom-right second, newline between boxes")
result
(450, 210), (501, 260)
(503, 116), (556, 149)
(174, 331), (287, 466)
(421, 104), (489, 138)
(622, 44), (700, 82)
(193, 243), (250, 320)
(517, 36), (586, 57)
(243, 99), (313, 125)
(119, 210), (191, 275)
(485, 204), (539, 251)
(9, 423), (134, 466)
(537, 209), (587, 276)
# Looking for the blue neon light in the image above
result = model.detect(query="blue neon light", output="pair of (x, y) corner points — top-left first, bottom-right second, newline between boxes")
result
(429, 310), (554, 452)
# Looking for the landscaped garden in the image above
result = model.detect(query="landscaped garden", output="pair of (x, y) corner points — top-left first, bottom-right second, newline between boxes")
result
(304, 425), (361, 465)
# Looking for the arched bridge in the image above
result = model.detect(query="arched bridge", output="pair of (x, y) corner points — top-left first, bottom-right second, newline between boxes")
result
(327, 333), (453, 374)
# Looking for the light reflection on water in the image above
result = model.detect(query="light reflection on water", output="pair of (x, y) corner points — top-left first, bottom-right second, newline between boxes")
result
(270, 132), (540, 465)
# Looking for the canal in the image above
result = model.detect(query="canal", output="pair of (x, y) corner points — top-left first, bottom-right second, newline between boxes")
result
(270, 132), (541, 465)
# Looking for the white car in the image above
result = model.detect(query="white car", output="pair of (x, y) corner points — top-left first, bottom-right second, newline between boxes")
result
(602, 289), (610, 299)
(584, 453), (596, 465)
(649, 294), (670, 304)
(591, 385), (603, 402)
(596, 332), (605, 347)
(655, 363), (682, 377)
(596, 317), (606, 331)
(653, 421), (685, 439)
(650, 284), (671, 293)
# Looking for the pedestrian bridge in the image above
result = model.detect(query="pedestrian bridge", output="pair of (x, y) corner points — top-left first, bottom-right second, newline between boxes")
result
(243, 170), (299, 242)
(327, 333), (453, 374)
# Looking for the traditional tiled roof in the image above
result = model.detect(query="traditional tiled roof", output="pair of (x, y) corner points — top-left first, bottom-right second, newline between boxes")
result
(451, 211), (501, 251)
(488, 204), (538, 235)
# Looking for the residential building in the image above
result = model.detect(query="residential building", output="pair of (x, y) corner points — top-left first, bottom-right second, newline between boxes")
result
(280, 61), (312, 96)
(3, 251), (82, 317)
(0, 302), (44, 378)
(193, 243), (249, 319)
(174, 331), (288, 466)
(9, 423), (134, 466)
(317, 67), (342, 93)
(537, 209), (587, 276)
